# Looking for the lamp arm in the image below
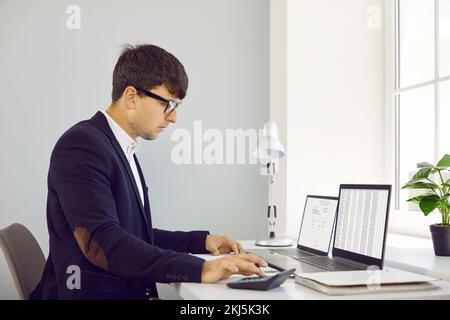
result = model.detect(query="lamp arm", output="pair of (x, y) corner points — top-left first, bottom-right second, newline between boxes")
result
(268, 172), (276, 238)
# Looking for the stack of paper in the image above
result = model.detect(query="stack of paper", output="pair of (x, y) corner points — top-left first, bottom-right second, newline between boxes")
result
(295, 268), (440, 295)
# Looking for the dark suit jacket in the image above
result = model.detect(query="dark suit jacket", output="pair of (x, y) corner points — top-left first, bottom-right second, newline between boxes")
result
(31, 112), (209, 300)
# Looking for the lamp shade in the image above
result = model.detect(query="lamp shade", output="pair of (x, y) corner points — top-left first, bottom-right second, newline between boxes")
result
(253, 121), (285, 161)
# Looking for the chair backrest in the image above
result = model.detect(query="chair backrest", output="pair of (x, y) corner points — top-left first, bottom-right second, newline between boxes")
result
(0, 223), (46, 299)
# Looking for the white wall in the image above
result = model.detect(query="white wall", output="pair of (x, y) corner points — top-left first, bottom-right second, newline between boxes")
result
(0, 0), (269, 299)
(285, 0), (387, 238)
(269, 0), (288, 237)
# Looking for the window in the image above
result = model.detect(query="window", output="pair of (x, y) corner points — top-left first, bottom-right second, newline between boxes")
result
(393, 0), (450, 211)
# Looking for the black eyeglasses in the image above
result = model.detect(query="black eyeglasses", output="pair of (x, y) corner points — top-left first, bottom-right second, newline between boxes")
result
(135, 87), (181, 116)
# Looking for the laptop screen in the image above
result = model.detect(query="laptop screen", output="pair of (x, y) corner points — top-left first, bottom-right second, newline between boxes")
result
(298, 196), (339, 254)
(333, 185), (391, 264)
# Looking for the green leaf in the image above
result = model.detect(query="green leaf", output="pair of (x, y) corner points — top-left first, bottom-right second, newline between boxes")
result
(419, 195), (440, 216)
(437, 154), (450, 168)
(408, 167), (436, 183)
(402, 181), (437, 190)
(406, 193), (436, 204)
(437, 198), (450, 208)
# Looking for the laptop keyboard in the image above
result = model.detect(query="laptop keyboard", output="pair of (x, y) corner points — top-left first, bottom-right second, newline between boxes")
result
(299, 256), (365, 271)
(247, 249), (366, 272)
(272, 249), (314, 260)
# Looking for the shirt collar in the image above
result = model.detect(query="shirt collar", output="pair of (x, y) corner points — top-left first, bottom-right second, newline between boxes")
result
(101, 110), (139, 160)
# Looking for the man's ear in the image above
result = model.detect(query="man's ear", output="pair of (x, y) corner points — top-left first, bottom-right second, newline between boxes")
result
(122, 86), (139, 110)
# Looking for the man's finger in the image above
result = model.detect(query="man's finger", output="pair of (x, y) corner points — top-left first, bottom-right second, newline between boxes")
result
(229, 257), (266, 277)
(235, 261), (266, 278)
(236, 242), (244, 254)
(230, 241), (239, 254)
(238, 253), (268, 267)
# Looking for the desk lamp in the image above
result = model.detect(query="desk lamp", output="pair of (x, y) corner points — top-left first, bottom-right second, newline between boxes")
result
(253, 121), (293, 247)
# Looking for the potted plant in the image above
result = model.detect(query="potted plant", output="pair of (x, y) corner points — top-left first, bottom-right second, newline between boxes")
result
(402, 154), (450, 256)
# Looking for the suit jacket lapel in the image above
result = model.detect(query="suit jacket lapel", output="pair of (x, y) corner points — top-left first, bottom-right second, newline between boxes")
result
(134, 155), (154, 240)
(90, 112), (152, 240)
(110, 141), (146, 213)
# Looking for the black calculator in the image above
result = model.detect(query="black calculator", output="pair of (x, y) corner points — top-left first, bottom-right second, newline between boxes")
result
(226, 268), (295, 291)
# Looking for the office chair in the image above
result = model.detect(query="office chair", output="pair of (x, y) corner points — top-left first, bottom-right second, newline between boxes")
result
(0, 223), (46, 299)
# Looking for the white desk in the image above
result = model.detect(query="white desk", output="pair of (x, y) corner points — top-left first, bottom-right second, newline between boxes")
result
(172, 236), (450, 300)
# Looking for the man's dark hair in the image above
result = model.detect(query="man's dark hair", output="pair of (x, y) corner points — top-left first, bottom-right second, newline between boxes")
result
(111, 44), (189, 102)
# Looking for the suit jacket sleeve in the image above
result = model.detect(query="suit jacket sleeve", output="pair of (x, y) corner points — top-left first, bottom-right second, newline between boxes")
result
(50, 127), (205, 283)
(152, 228), (210, 254)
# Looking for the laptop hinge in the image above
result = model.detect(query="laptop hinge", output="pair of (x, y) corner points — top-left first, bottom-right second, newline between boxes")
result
(334, 256), (368, 269)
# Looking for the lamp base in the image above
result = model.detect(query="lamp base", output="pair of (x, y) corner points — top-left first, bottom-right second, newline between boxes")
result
(255, 238), (293, 247)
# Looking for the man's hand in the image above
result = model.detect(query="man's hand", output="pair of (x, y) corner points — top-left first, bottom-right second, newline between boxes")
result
(205, 234), (244, 255)
(201, 253), (268, 283)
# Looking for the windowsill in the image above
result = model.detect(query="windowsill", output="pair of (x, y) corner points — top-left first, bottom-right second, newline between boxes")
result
(385, 232), (450, 281)
(386, 232), (432, 249)
(387, 209), (441, 239)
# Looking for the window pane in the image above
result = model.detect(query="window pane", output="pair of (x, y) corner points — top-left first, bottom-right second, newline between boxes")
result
(440, 0), (450, 77)
(399, 85), (435, 211)
(439, 80), (450, 155)
(399, 0), (434, 88)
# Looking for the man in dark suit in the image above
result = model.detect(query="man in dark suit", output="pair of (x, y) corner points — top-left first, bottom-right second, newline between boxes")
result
(31, 44), (267, 300)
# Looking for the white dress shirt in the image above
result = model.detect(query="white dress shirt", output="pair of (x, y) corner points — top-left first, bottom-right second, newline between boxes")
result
(101, 111), (144, 206)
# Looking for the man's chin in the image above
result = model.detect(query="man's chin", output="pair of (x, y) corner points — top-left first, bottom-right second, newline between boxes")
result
(141, 132), (159, 140)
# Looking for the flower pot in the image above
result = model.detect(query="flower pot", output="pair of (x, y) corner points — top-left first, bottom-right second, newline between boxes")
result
(430, 224), (450, 256)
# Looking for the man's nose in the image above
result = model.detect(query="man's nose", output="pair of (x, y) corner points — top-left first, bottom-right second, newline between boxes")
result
(166, 109), (177, 123)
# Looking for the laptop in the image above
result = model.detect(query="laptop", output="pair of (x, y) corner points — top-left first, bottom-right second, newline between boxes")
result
(247, 195), (339, 272)
(247, 184), (392, 274)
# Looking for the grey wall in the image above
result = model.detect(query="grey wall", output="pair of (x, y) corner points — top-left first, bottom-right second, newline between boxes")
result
(0, 0), (269, 299)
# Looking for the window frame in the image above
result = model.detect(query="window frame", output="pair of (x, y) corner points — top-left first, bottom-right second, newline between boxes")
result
(387, 0), (450, 237)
